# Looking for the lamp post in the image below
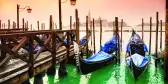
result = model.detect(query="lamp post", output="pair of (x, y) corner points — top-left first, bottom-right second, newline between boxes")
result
(58, 0), (77, 30)
(17, 4), (32, 29)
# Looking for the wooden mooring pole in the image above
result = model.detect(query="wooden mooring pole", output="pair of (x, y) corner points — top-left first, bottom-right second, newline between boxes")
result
(26, 21), (28, 31)
(37, 21), (39, 30)
(75, 9), (79, 45)
(51, 15), (56, 73)
(2, 24), (3, 29)
(22, 18), (24, 31)
(70, 16), (72, 30)
(8, 19), (10, 29)
(121, 19), (123, 52)
(28, 36), (34, 78)
(142, 18), (144, 41)
(165, 1), (168, 82)
(4, 23), (5, 29)
(160, 20), (163, 50)
(155, 12), (159, 67)
(86, 16), (89, 55)
(73, 22), (75, 29)
(41, 23), (43, 30)
(24, 23), (27, 30)
(31, 24), (32, 31)
(90, 21), (93, 50)
(46, 15), (56, 76)
(100, 18), (102, 47)
(93, 18), (96, 54)
(43, 23), (45, 30)
(149, 17), (152, 55)
(115, 17), (120, 63)
(0, 20), (1, 29)
(55, 23), (57, 29)
(52, 22), (54, 30)
(13, 21), (15, 29)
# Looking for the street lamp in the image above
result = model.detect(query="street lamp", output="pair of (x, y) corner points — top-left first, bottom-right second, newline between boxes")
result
(59, 0), (77, 30)
(70, 0), (77, 6)
(17, 4), (32, 29)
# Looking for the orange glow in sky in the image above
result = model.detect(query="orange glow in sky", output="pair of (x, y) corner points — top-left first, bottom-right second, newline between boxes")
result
(0, 0), (165, 29)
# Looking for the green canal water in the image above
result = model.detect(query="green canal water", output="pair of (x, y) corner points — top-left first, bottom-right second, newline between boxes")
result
(30, 57), (164, 84)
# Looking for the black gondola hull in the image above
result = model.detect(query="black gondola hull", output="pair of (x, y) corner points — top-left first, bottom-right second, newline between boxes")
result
(78, 54), (116, 75)
(130, 58), (149, 79)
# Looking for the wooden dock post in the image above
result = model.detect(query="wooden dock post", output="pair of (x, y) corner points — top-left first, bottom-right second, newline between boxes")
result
(4, 23), (5, 29)
(46, 15), (56, 76)
(75, 9), (79, 45)
(100, 18), (102, 47)
(0, 39), (6, 63)
(14, 21), (16, 29)
(0, 20), (1, 29)
(44, 23), (45, 30)
(8, 19), (10, 29)
(142, 18), (144, 41)
(165, 0), (168, 82)
(66, 32), (70, 59)
(25, 23), (26, 30)
(41, 23), (43, 30)
(70, 16), (72, 30)
(22, 18), (24, 31)
(28, 36), (34, 78)
(2, 23), (3, 29)
(31, 24), (32, 31)
(26, 21), (28, 31)
(51, 15), (56, 75)
(93, 18), (96, 54)
(13, 21), (15, 29)
(121, 19), (123, 51)
(37, 21), (39, 30)
(160, 20), (163, 50)
(115, 17), (120, 63)
(155, 12), (159, 67)
(90, 21), (93, 50)
(86, 16), (89, 55)
(149, 17), (152, 55)
(73, 22), (75, 29)
(52, 22), (54, 30)
(0, 20), (2, 29)
(55, 23), (57, 29)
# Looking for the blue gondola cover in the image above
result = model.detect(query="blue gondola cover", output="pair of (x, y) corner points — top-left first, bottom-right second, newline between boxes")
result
(84, 51), (115, 62)
(84, 33), (119, 63)
(126, 53), (149, 67)
(100, 33), (120, 54)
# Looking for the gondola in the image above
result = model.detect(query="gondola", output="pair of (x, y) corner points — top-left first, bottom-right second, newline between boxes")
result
(73, 33), (119, 74)
(125, 30), (149, 79)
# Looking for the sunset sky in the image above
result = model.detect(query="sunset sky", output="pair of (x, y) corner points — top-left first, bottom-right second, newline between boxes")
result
(0, 0), (165, 29)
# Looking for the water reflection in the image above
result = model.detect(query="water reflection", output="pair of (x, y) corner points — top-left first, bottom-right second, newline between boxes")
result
(136, 58), (164, 84)
(29, 57), (164, 84)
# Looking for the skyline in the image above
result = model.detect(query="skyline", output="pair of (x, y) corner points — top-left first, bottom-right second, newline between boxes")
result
(0, 0), (165, 29)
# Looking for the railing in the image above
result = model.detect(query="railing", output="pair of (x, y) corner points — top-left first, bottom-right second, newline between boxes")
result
(0, 29), (76, 78)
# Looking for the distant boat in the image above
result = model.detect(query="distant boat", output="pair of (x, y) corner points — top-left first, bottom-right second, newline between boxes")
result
(125, 30), (149, 79)
(74, 33), (120, 74)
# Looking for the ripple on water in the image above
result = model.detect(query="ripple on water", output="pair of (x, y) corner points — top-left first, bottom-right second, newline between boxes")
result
(29, 58), (164, 84)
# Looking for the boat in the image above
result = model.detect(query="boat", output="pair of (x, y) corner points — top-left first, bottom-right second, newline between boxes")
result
(73, 33), (119, 74)
(125, 30), (149, 79)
